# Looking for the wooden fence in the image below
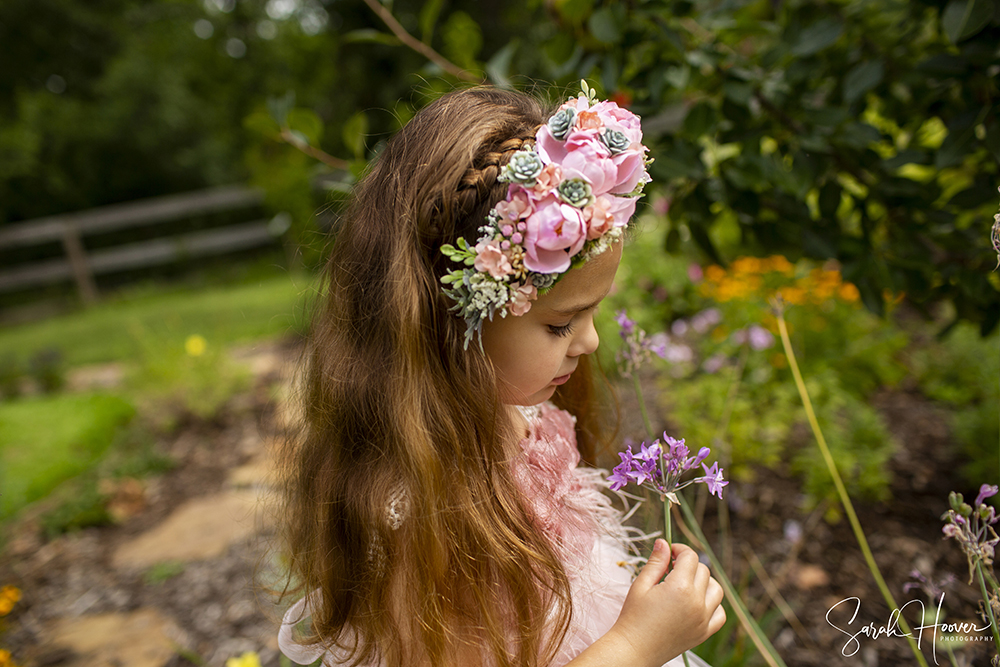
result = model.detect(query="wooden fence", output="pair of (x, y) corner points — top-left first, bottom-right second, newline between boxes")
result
(0, 185), (280, 304)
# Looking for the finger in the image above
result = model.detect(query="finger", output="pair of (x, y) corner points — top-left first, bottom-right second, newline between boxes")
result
(633, 539), (672, 590)
(707, 603), (727, 636)
(706, 577), (724, 608)
(694, 561), (710, 592)
(665, 544), (699, 580)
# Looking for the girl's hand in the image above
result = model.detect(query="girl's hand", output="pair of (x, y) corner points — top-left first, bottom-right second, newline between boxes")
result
(607, 539), (726, 667)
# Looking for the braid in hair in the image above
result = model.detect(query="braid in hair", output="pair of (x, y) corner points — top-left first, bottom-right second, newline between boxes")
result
(454, 133), (538, 224)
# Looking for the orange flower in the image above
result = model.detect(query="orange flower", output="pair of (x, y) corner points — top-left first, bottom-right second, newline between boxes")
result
(838, 283), (860, 302)
(780, 287), (806, 305)
(705, 265), (726, 283)
(0, 586), (21, 617)
(766, 255), (794, 275)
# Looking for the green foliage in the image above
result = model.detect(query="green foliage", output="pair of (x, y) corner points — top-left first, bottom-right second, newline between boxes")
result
(0, 273), (311, 367)
(38, 478), (113, 538)
(28, 347), (65, 394)
(0, 354), (22, 400)
(546, 0), (1000, 333)
(606, 219), (899, 506)
(144, 560), (186, 585)
(0, 393), (135, 520)
(913, 322), (1000, 484)
(126, 328), (251, 429)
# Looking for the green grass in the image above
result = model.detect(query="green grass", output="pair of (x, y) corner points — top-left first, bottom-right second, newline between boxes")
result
(0, 272), (316, 367)
(0, 392), (136, 520)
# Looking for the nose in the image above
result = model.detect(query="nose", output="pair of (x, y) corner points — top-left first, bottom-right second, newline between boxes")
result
(569, 314), (600, 357)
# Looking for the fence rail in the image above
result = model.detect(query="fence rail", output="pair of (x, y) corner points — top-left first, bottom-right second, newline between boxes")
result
(0, 185), (276, 303)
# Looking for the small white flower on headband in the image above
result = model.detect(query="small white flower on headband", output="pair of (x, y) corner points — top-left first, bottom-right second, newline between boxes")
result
(441, 82), (652, 348)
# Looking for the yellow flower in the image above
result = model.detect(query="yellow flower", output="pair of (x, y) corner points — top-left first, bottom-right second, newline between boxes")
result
(780, 287), (807, 305)
(225, 652), (262, 667)
(838, 283), (860, 302)
(0, 586), (20, 616)
(185, 335), (207, 357)
(731, 256), (762, 275)
(0, 649), (12, 667)
(705, 265), (726, 283)
(766, 255), (794, 275)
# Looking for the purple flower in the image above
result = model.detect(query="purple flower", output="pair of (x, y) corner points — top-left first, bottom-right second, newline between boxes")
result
(747, 325), (775, 351)
(702, 354), (726, 374)
(784, 520), (803, 545)
(942, 482), (1000, 584)
(616, 310), (635, 338)
(975, 484), (998, 507)
(691, 308), (722, 334)
(698, 462), (729, 499)
(693, 447), (711, 467)
(608, 465), (632, 491)
(606, 433), (728, 505)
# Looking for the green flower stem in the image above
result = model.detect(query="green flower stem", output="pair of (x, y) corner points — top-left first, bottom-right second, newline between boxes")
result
(975, 560), (1000, 653)
(631, 372), (783, 667)
(711, 343), (749, 572)
(632, 374), (669, 544)
(676, 494), (788, 667)
(775, 310), (929, 667)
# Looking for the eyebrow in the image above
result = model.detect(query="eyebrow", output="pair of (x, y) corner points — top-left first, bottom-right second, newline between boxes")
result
(547, 289), (612, 317)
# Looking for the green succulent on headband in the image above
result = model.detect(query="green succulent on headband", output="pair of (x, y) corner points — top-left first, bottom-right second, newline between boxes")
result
(557, 178), (594, 208)
(600, 128), (630, 155)
(547, 107), (577, 141)
(500, 149), (543, 185)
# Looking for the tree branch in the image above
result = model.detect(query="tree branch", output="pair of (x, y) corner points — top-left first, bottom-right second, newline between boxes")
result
(280, 128), (351, 170)
(361, 0), (482, 83)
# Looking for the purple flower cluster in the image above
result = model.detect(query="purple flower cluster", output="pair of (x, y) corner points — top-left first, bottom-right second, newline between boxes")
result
(942, 483), (999, 584)
(616, 310), (695, 377)
(608, 433), (728, 501)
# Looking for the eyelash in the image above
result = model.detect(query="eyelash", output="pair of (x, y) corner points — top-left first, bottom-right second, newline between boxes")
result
(548, 322), (575, 338)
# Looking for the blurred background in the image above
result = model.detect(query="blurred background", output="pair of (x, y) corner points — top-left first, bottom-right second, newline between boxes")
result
(0, 0), (998, 665)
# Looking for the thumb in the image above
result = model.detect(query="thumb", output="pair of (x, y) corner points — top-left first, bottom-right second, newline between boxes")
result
(633, 539), (672, 590)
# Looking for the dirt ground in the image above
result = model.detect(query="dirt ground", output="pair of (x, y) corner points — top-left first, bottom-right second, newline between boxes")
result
(0, 339), (994, 666)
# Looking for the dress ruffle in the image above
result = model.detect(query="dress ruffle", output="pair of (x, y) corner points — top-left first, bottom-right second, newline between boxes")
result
(279, 403), (712, 667)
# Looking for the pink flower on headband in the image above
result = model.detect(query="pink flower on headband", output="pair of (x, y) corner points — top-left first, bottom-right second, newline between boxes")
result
(532, 164), (563, 196)
(584, 196), (614, 240)
(509, 282), (537, 316)
(439, 83), (651, 348)
(473, 239), (513, 279)
(523, 195), (586, 274)
(495, 189), (531, 221)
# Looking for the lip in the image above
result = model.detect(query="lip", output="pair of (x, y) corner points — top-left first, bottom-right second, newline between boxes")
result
(551, 373), (573, 385)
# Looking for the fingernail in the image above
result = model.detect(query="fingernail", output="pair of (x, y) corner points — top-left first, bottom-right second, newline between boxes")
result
(652, 539), (664, 554)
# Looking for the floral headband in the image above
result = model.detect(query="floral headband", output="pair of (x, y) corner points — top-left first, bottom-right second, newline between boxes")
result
(441, 83), (651, 348)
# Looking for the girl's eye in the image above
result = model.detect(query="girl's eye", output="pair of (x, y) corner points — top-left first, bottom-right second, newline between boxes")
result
(548, 322), (575, 338)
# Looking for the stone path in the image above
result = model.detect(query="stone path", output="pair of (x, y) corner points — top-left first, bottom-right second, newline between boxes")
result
(3, 340), (294, 667)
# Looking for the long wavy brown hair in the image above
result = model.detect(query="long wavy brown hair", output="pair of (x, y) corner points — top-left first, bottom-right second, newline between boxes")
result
(280, 87), (612, 667)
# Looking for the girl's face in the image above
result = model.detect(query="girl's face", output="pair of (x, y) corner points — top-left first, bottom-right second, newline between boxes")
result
(482, 242), (623, 406)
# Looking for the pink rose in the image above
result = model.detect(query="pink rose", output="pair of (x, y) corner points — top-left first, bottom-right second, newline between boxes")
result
(591, 100), (642, 133)
(532, 163), (562, 196)
(523, 194), (586, 274)
(474, 239), (514, 279)
(509, 282), (537, 316)
(610, 148), (647, 194)
(606, 195), (638, 228)
(560, 139), (619, 195)
(495, 188), (532, 221)
(583, 196), (614, 239)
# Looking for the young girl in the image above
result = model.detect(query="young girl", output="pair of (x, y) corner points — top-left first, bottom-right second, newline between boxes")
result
(278, 86), (726, 667)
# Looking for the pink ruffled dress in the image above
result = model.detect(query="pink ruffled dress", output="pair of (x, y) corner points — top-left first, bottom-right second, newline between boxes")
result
(279, 403), (711, 667)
